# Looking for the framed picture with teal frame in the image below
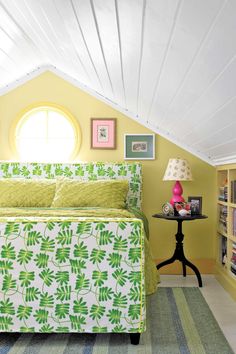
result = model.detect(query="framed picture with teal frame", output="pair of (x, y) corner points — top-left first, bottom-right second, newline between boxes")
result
(124, 134), (155, 160)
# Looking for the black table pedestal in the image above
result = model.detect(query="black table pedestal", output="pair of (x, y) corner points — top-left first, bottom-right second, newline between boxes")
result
(156, 219), (203, 287)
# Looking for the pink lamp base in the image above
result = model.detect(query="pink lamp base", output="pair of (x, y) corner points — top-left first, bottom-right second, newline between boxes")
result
(170, 181), (185, 206)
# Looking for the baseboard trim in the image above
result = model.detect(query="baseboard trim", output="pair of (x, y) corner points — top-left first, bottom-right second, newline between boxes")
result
(154, 258), (215, 274)
(215, 263), (236, 301)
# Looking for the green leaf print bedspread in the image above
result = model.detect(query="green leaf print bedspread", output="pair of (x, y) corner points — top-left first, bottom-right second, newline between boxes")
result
(0, 207), (158, 333)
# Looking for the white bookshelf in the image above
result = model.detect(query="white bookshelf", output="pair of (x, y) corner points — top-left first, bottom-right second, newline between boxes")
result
(216, 165), (236, 300)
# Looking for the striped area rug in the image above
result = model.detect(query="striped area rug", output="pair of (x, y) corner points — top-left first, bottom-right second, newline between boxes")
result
(0, 287), (233, 354)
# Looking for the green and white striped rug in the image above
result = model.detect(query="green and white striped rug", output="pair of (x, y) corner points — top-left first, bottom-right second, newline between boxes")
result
(0, 288), (233, 354)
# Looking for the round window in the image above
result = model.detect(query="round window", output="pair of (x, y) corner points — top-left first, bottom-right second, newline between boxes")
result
(13, 104), (80, 162)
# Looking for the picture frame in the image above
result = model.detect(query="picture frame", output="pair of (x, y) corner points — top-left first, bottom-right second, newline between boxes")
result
(188, 196), (202, 215)
(91, 118), (116, 149)
(124, 134), (155, 160)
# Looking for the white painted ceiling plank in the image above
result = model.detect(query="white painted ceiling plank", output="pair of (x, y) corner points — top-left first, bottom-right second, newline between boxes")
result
(194, 122), (236, 152)
(90, 0), (115, 97)
(173, 58), (236, 138)
(137, 0), (179, 121)
(114, 0), (127, 108)
(184, 99), (236, 149)
(0, 3), (42, 72)
(1, 0), (50, 62)
(135, 0), (146, 116)
(146, 0), (182, 123)
(165, 0), (236, 131)
(0, 1), (43, 60)
(205, 139), (236, 158)
(92, 0), (125, 106)
(214, 155), (236, 165)
(0, 27), (39, 73)
(53, 0), (102, 93)
(116, 0), (143, 114)
(22, 0), (81, 70)
(71, 0), (114, 99)
(153, 0), (224, 126)
(37, 0), (90, 86)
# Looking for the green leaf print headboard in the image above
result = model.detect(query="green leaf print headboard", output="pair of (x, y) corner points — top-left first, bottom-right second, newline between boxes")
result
(0, 162), (142, 209)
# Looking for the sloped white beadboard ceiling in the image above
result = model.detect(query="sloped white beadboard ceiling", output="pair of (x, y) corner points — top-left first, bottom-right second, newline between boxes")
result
(0, 0), (235, 165)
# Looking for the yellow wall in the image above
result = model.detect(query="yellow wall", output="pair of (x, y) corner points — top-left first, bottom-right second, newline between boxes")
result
(0, 71), (217, 273)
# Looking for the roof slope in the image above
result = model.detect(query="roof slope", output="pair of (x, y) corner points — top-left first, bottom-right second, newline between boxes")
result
(0, 0), (235, 165)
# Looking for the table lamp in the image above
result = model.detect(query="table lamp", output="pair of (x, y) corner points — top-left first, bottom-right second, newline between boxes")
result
(163, 158), (193, 206)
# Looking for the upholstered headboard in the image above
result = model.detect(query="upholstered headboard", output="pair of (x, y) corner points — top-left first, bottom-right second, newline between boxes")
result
(0, 162), (142, 209)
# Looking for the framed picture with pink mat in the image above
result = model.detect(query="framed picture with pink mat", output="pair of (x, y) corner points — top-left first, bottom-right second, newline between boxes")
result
(91, 118), (116, 149)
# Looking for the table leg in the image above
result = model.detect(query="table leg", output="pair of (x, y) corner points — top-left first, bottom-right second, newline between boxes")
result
(182, 262), (186, 277)
(156, 219), (203, 287)
(156, 254), (176, 270)
(183, 258), (202, 287)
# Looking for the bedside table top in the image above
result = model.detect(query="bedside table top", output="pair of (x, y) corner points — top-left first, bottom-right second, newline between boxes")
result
(152, 213), (208, 221)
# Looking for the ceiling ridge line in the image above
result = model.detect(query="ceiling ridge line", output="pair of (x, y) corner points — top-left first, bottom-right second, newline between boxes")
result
(70, 0), (104, 93)
(182, 93), (236, 142)
(136, 0), (146, 116)
(158, 0), (229, 126)
(146, 0), (183, 123)
(114, 0), (127, 108)
(52, 0), (92, 85)
(0, 1), (42, 58)
(90, 0), (115, 98)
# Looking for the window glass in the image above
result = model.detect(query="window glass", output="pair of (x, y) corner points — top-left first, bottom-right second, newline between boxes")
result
(15, 105), (79, 162)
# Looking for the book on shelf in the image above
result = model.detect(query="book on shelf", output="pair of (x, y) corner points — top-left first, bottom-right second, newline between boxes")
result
(231, 180), (236, 203)
(219, 186), (228, 202)
(221, 235), (227, 265)
(233, 209), (236, 236)
(231, 265), (236, 276)
(230, 241), (236, 275)
(219, 205), (227, 234)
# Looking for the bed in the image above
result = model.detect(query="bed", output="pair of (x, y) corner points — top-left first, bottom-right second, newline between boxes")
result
(0, 162), (158, 345)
